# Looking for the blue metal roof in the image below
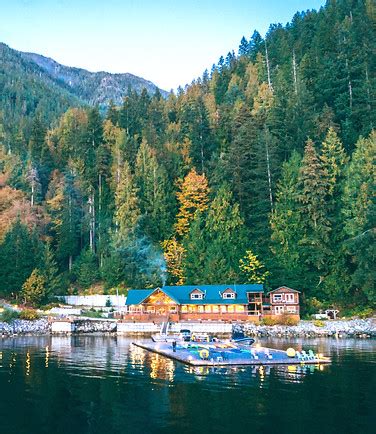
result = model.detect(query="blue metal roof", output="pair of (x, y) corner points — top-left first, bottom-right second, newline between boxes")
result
(125, 289), (154, 305)
(125, 284), (263, 305)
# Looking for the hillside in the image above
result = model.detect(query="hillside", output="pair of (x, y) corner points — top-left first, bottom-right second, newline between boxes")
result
(0, 0), (375, 311)
(0, 42), (81, 140)
(0, 42), (167, 145)
(21, 51), (168, 105)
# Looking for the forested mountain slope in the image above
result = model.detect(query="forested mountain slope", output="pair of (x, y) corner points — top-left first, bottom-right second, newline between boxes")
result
(0, 42), (81, 146)
(0, 0), (374, 311)
(0, 42), (167, 152)
(21, 51), (168, 105)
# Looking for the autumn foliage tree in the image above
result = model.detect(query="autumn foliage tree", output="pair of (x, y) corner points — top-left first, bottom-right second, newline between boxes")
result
(174, 168), (209, 236)
(21, 268), (47, 307)
(239, 250), (270, 284)
(162, 168), (209, 284)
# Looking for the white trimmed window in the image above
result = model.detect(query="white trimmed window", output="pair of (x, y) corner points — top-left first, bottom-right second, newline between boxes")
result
(190, 293), (203, 300)
(287, 306), (296, 313)
(274, 306), (284, 315)
(222, 292), (236, 299)
(273, 294), (283, 302)
(285, 293), (295, 302)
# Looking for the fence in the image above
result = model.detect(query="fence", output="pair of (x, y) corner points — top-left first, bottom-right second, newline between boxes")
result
(59, 295), (126, 308)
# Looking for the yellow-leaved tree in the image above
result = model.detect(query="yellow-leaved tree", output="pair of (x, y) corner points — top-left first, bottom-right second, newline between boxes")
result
(21, 269), (47, 307)
(162, 168), (209, 284)
(239, 250), (270, 284)
(161, 238), (186, 285)
(175, 168), (210, 236)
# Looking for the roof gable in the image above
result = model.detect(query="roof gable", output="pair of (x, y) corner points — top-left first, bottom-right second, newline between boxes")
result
(268, 286), (301, 294)
(221, 287), (236, 294)
(142, 288), (179, 305)
(189, 288), (205, 294)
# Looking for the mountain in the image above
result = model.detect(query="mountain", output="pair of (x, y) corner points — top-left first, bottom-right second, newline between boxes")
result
(0, 42), (81, 138)
(0, 41), (167, 140)
(0, 0), (375, 308)
(20, 51), (168, 105)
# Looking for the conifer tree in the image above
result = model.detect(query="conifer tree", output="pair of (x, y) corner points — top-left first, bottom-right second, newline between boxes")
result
(0, 220), (40, 296)
(204, 186), (246, 283)
(75, 249), (99, 289)
(21, 268), (47, 307)
(182, 212), (207, 284)
(270, 151), (302, 281)
(135, 141), (174, 242)
(298, 139), (331, 287)
(46, 170), (81, 271)
(42, 242), (61, 296)
(238, 36), (250, 57)
(342, 132), (376, 303)
(114, 160), (140, 244)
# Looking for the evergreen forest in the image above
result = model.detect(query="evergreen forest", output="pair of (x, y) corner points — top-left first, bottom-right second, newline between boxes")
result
(0, 0), (375, 311)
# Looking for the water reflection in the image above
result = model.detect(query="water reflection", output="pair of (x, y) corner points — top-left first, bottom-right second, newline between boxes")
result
(0, 336), (374, 386)
(0, 336), (375, 434)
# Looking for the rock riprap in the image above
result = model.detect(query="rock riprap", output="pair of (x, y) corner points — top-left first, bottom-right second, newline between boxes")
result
(244, 318), (376, 338)
(0, 318), (50, 336)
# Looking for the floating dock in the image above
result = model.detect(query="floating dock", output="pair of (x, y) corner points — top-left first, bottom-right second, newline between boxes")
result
(132, 341), (331, 366)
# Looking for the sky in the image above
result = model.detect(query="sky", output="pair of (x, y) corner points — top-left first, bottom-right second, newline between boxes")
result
(0, 0), (326, 91)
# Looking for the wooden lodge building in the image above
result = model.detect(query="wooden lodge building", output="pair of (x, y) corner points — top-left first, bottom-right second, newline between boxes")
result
(124, 284), (300, 323)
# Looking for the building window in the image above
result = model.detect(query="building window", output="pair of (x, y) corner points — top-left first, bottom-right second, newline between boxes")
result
(274, 306), (284, 315)
(273, 294), (283, 302)
(287, 306), (296, 313)
(220, 305), (227, 313)
(227, 305), (235, 313)
(222, 292), (236, 299)
(198, 306), (204, 313)
(235, 305), (245, 313)
(181, 305), (188, 313)
(205, 305), (211, 313)
(190, 293), (203, 300)
(285, 293), (295, 302)
(212, 305), (219, 313)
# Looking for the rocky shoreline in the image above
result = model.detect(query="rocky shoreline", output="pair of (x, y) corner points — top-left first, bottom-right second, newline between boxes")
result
(0, 318), (50, 336)
(1, 317), (375, 338)
(243, 318), (376, 338)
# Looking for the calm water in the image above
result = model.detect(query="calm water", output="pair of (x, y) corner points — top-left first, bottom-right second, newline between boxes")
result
(0, 336), (375, 434)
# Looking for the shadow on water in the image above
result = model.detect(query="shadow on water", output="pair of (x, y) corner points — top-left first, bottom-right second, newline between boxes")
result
(0, 336), (375, 434)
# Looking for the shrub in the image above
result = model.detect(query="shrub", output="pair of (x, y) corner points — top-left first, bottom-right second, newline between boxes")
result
(302, 297), (326, 316)
(19, 309), (40, 320)
(82, 310), (103, 319)
(1, 308), (20, 323)
(357, 308), (374, 319)
(341, 306), (374, 319)
(262, 314), (299, 326)
(313, 319), (325, 327)
(281, 315), (299, 326)
(39, 302), (61, 311)
(261, 317), (278, 326)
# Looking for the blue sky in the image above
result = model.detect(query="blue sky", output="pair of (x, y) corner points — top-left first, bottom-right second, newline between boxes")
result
(1, 0), (326, 90)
